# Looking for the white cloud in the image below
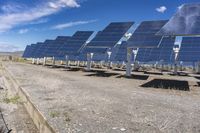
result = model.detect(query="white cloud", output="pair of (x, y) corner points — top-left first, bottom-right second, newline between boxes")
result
(156, 6), (167, 13)
(52, 20), (97, 30)
(29, 18), (49, 25)
(18, 29), (29, 34)
(0, 0), (80, 33)
(0, 42), (20, 52)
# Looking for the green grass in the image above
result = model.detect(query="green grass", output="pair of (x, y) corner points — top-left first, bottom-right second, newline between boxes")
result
(3, 95), (21, 104)
(49, 111), (60, 118)
(63, 112), (71, 122)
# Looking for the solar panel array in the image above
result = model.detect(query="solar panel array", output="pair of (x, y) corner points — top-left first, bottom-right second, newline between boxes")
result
(22, 31), (93, 59)
(127, 20), (168, 48)
(22, 19), (200, 65)
(136, 37), (176, 63)
(178, 37), (200, 62)
(157, 3), (200, 36)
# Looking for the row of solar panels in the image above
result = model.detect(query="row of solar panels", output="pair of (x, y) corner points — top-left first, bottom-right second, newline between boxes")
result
(23, 20), (200, 63)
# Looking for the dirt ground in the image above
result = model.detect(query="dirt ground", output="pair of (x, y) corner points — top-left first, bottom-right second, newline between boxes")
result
(2, 61), (200, 133)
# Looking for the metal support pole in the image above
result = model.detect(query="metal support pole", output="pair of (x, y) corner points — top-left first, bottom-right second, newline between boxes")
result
(32, 58), (35, 64)
(155, 61), (159, 69)
(170, 64), (173, 70)
(100, 61), (103, 68)
(109, 62), (113, 69)
(86, 53), (93, 71)
(43, 57), (46, 66)
(161, 60), (164, 72)
(133, 51), (137, 71)
(36, 58), (40, 65)
(126, 48), (132, 77)
(174, 62), (178, 75)
(52, 57), (55, 66)
(180, 61), (183, 71)
(193, 62), (196, 72)
(65, 55), (69, 67)
(107, 51), (112, 69)
(77, 61), (80, 67)
(173, 46), (180, 75)
(197, 62), (200, 73)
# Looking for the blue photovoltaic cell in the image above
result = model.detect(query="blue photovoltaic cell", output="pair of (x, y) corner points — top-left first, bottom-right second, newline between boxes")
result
(53, 36), (71, 58)
(86, 22), (134, 49)
(157, 3), (200, 36)
(136, 36), (175, 63)
(112, 41), (128, 62)
(28, 43), (43, 58)
(127, 20), (168, 48)
(33, 40), (54, 58)
(82, 47), (108, 54)
(41, 40), (56, 57)
(178, 37), (200, 62)
(58, 31), (93, 57)
(24, 44), (35, 58)
(25, 44), (36, 58)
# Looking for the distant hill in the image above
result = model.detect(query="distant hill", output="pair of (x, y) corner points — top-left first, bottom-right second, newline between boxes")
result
(0, 51), (24, 57)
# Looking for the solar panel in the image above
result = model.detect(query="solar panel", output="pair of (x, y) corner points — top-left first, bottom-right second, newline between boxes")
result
(58, 31), (93, 57)
(127, 20), (168, 48)
(86, 22), (134, 50)
(157, 3), (200, 36)
(178, 37), (200, 62)
(136, 36), (175, 63)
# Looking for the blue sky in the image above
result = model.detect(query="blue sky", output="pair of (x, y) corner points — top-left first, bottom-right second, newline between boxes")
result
(0, 0), (199, 52)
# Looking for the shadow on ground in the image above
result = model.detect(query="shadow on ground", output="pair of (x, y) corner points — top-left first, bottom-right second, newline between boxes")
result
(169, 72), (189, 77)
(144, 71), (163, 75)
(194, 76), (200, 80)
(141, 79), (190, 91)
(85, 71), (119, 77)
(112, 68), (125, 72)
(66, 68), (83, 72)
(116, 74), (149, 80)
(194, 82), (200, 87)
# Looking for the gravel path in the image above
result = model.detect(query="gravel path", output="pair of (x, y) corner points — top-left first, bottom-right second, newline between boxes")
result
(3, 62), (200, 133)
